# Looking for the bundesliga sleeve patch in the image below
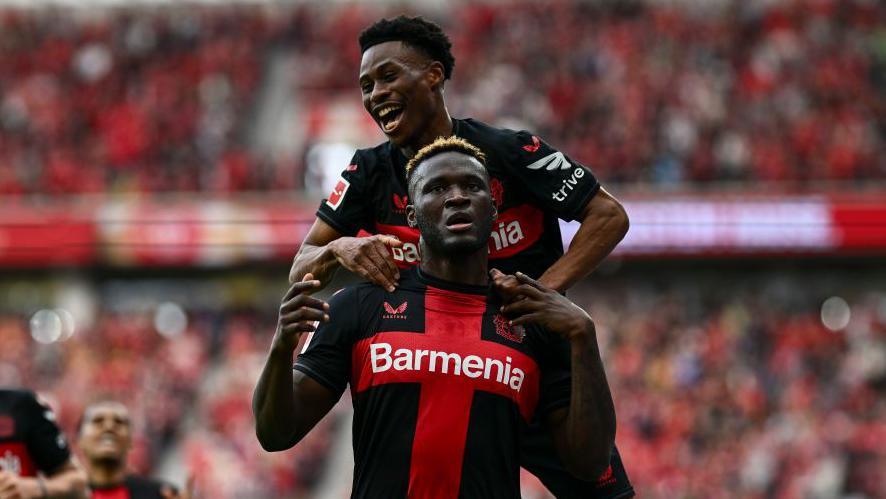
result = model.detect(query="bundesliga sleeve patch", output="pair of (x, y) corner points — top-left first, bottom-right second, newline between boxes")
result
(325, 178), (350, 211)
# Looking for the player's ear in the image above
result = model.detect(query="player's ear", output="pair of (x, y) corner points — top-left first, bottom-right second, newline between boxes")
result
(425, 61), (445, 91)
(406, 205), (417, 228)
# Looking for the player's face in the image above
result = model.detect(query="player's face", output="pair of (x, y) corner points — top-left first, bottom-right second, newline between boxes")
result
(408, 153), (495, 255)
(359, 42), (440, 148)
(78, 402), (132, 463)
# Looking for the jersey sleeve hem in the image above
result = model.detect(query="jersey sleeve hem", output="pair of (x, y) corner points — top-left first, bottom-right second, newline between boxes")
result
(293, 361), (347, 395)
(316, 209), (360, 237)
(561, 180), (601, 222)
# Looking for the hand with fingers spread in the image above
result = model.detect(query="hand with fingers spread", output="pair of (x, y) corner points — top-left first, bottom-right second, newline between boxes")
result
(274, 273), (330, 353)
(495, 271), (594, 343)
(328, 235), (403, 292)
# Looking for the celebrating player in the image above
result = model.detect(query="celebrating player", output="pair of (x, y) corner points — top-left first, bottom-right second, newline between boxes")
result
(0, 389), (87, 499)
(77, 401), (193, 499)
(288, 16), (632, 498)
(256, 137), (617, 497)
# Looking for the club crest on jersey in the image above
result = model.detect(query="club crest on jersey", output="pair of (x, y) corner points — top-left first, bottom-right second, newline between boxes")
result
(326, 178), (350, 210)
(494, 314), (525, 343)
(525, 151), (571, 171)
(0, 416), (13, 438)
(383, 301), (408, 319)
(523, 135), (541, 153)
(392, 193), (409, 214)
(490, 178), (504, 208)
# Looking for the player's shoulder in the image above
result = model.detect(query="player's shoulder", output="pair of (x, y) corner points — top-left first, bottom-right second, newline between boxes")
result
(332, 270), (423, 307)
(351, 141), (394, 170)
(459, 118), (532, 144)
(0, 389), (42, 412)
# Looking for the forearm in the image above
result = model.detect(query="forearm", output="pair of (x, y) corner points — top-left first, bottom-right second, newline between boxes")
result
(289, 242), (340, 285)
(253, 345), (301, 451)
(560, 323), (616, 479)
(18, 467), (88, 499)
(539, 193), (628, 292)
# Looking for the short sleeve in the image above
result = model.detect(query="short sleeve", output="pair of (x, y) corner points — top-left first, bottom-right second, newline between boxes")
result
(505, 131), (600, 222)
(293, 287), (360, 396)
(534, 330), (572, 416)
(23, 393), (70, 474)
(315, 152), (374, 236)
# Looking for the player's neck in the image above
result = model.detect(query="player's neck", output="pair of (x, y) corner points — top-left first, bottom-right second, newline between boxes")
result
(399, 108), (453, 158)
(87, 461), (127, 487)
(418, 247), (489, 287)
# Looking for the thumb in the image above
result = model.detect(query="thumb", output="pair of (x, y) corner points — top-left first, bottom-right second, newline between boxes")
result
(302, 273), (314, 282)
(489, 268), (504, 280)
(378, 235), (404, 247)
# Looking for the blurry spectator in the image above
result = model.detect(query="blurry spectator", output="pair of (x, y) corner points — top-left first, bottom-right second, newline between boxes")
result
(77, 400), (192, 499)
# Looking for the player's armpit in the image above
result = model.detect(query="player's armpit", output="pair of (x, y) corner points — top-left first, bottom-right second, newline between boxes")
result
(289, 219), (346, 285)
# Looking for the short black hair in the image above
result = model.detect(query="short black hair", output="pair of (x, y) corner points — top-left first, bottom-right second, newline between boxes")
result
(359, 16), (455, 80)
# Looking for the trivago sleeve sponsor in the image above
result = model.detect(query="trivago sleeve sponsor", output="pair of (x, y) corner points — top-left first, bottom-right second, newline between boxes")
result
(506, 131), (600, 221)
(294, 287), (360, 396)
(316, 152), (374, 236)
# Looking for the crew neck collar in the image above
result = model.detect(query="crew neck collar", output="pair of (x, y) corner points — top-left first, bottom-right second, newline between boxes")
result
(415, 266), (490, 296)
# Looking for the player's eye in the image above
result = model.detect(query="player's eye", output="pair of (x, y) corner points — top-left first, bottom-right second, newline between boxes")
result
(361, 82), (373, 94)
(382, 71), (397, 82)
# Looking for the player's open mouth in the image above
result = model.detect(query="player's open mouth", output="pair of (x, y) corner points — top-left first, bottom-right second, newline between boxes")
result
(445, 212), (474, 232)
(375, 104), (404, 134)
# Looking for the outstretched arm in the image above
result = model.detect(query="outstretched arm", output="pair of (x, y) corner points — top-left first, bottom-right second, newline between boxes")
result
(0, 460), (88, 499)
(497, 272), (616, 480)
(289, 219), (402, 293)
(539, 187), (628, 293)
(253, 275), (339, 451)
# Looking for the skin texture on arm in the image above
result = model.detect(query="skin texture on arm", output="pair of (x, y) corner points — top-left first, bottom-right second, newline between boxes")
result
(495, 272), (616, 480)
(538, 187), (629, 293)
(289, 219), (402, 293)
(252, 276), (341, 451)
(0, 460), (88, 499)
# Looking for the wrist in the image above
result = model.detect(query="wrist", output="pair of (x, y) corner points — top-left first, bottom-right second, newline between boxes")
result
(568, 318), (596, 346)
(270, 331), (298, 358)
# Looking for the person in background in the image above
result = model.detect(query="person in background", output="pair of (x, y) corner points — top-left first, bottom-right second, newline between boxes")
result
(0, 389), (88, 499)
(77, 401), (193, 499)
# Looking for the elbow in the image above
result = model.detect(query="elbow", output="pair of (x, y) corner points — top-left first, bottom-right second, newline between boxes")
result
(255, 427), (297, 452)
(605, 195), (629, 243)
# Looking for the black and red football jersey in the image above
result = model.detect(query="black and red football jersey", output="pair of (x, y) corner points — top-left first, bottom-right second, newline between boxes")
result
(295, 268), (572, 499)
(316, 118), (600, 278)
(0, 389), (70, 478)
(90, 475), (173, 499)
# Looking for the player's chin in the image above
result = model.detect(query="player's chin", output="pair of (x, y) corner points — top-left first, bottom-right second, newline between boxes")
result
(440, 235), (486, 254)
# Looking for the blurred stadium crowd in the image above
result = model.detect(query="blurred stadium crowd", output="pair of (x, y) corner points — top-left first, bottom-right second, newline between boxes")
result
(1, 266), (883, 498)
(1, 0), (884, 195)
(1, 0), (884, 498)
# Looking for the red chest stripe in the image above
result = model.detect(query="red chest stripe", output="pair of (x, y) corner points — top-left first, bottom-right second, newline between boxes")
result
(350, 287), (539, 499)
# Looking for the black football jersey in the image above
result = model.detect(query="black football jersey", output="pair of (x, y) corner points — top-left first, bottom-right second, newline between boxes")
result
(295, 268), (572, 499)
(0, 389), (70, 477)
(90, 475), (174, 499)
(315, 118), (600, 278)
